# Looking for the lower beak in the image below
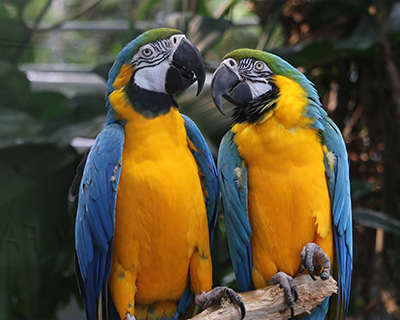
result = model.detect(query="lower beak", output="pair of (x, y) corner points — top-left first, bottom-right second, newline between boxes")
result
(211, 64), (252, 116)
(165, 38), (205, 96)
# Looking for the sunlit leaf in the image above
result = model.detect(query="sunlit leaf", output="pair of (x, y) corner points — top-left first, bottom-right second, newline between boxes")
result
(353, 209), (400, 236)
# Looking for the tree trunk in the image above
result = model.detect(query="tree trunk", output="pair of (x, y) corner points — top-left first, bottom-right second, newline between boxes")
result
(191, 274), (338, 320)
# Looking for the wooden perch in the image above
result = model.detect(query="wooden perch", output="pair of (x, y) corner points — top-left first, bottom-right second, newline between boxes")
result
(191, 274), (338, 320)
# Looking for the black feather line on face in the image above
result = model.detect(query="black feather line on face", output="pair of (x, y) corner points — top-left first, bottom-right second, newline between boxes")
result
(232, 81), (280, 124)
(125, 73), (177, 118)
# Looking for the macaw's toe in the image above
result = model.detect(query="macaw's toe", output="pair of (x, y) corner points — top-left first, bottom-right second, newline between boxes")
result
(195, 287), (246, 320)
(300, 242), (331, 281)
(268, 271), (298, 319)
(125, 312), (136, 320)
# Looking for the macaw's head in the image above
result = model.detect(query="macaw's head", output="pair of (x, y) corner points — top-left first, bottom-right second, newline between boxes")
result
(211, 49), (319, 125)
(107, 28), (205, 121)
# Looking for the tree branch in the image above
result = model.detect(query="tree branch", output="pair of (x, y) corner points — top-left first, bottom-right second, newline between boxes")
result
(191, 274), (338, 320)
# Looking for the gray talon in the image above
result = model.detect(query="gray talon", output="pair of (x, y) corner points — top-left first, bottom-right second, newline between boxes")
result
(195, 287), (246, 319)
(268, 272), (298, 318)
(300, 243), (331, 281)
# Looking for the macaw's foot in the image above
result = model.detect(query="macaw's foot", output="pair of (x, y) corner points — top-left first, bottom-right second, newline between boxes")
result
(195, 287), (246, 319)
(267, 272), (298, 318)
(300, 242), (331, 281)
(125, 312), (136, 320)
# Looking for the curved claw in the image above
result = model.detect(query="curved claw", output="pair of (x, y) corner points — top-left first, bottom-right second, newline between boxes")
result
(268, 272), (298, 319)
(125, 312), (136, 320)
(300, 243), (331, 281)
(195, 287), (246, 319)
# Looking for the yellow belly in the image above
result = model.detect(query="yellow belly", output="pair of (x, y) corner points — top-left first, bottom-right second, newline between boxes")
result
(232, 114), (333, 288)
(109, 108), (212, 319)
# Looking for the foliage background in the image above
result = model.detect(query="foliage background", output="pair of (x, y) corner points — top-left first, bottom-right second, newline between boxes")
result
(1, 0), (400, 319)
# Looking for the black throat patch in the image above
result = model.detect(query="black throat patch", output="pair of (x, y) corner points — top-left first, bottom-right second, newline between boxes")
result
(232, 81), (280, 124)
(125, 72), (178, 118)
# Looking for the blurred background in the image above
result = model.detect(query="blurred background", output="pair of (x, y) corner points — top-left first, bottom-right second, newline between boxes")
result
(1, 0), (400, 319)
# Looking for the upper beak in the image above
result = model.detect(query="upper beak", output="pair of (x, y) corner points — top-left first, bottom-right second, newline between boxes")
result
(211, 64), (252, 116)
(165, 38), (205, 96)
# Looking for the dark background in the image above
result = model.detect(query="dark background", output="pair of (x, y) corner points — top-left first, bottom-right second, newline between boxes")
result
(1, 1), (400, 319)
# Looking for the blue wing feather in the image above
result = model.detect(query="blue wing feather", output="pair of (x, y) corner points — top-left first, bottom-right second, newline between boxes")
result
(75, 123), (124, 320)
(217, 130), (253, 292)
(177, 114), (219, 315)
(321, 117), (353, 319)
(181, 114), (219, 243)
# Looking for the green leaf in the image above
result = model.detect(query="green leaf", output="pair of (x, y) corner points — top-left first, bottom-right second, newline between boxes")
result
(334, 17), (378, 52)
(92, 60), (114, 81)
(272, 17), (378, 67)
(0, 60), (31, 110)
(0, 143), (80, 319)
(0, 4), (32, 62)
(0, 60), (106, 148)
(186, 16), (233, 54)
(308, 1), (370, 29)
(351, 179), (376, 200)
(353, 209), (400, 236)
(135, 0), (162, 20)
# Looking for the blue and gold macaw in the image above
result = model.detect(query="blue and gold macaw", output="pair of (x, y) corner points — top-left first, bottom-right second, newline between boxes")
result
(211, 49), (353, 319)
(74, 28), (241, 320)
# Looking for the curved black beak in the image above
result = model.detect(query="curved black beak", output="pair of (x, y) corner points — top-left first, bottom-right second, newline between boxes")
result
(211, 64), (252, 116)
(165, 38), (205, 96)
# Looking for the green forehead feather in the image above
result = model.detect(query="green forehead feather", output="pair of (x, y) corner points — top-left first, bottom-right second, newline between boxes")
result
(224, 48), (294, 76)
(116, 28), (182, 63)
(224, 49), (270, 65)
(138, 28), (182, 48)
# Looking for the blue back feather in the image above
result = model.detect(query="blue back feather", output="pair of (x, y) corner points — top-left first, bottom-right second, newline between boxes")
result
(182, 114), (219, 244)
(75, 124), (124, 319)
(321, 117), (353, 319)
(176, 114), (220, 315)
(217, 130), (253, 292)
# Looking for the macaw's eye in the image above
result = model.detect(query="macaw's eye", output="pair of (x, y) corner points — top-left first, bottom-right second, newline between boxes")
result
(171, 35), (179, 45)
(142, 48), (153, 57)
(255, 62), (264, 70)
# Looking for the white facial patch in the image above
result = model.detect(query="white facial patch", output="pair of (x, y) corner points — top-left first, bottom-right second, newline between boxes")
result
(247, 81), (273, 99)
(133, 61), (170, 93)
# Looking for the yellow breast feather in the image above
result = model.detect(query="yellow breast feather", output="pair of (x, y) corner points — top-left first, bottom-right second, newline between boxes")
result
(232, 75), (333, 287)
(109, 107), (212, 319)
